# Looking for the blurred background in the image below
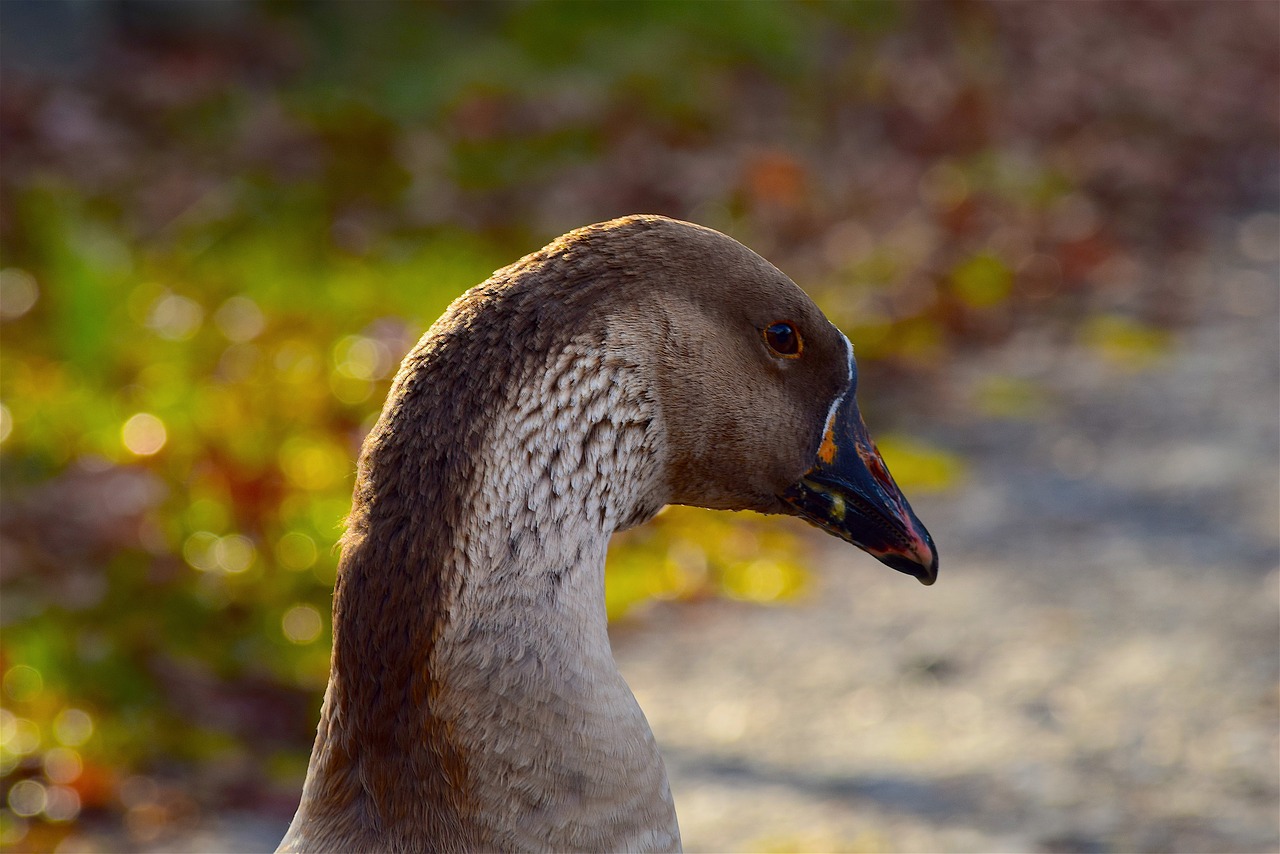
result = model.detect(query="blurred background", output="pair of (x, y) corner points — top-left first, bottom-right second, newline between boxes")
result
(1, 2), (1276, 852)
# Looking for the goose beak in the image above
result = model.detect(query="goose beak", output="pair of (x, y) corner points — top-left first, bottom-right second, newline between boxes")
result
(780, 393), (939, 585)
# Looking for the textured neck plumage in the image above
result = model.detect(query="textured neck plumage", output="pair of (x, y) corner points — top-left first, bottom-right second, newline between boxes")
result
(279, 257), (681, 853)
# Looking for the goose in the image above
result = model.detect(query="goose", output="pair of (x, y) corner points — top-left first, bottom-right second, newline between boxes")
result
(277, 215), (938, 853)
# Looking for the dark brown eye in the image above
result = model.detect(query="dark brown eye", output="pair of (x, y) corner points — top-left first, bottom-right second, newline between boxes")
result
(763, 321), (802, 357)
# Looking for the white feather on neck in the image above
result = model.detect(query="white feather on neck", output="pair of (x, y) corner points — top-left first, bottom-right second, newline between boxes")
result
(429, 332), (681, 852)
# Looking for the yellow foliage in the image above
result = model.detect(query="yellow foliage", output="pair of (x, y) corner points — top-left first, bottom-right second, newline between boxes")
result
(974, 374), (1051, 419)
(1080, 314), (1171, 369)
(875, 434), (964, 493)
(951, 253), (1014, 308)
(752, 829), (892, 853)
(278, 436), (350, 492)
(605, 507), (811, 620)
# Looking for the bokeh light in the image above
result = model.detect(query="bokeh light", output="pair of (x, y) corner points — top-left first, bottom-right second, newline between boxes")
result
(0, 711), (14, 747)
(282, 605), (323, 645)
(3, 666), (42, 703)
(42, 785), (81, 822)
(213, 295), (266, 342)
(146, 293), (204, 341)
(279, 436), (349, 491)
(0, 268), (38, 319)
(1, 717), (40, 759)
(7, 779), (46, 818)
(52, 709), (93, 748)
(183, 531), (220, 572)
(276, 532), (319, 571)
(43, 747), (83, 785)
(121, 413), (167, 456)
(333, 335), (392, 381)
(214, 534), (257, 574)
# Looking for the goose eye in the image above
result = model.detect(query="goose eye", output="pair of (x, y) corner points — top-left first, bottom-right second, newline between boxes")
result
(763, 322), (802, 358)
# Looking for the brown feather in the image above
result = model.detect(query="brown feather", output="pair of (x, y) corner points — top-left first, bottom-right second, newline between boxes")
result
(280, 216), (856, 853)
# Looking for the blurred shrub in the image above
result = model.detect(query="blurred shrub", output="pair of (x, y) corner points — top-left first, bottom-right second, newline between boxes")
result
(0, 169), (517, 843)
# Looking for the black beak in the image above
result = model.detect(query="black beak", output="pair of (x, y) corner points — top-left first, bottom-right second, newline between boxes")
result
(780, 391), (939, 585)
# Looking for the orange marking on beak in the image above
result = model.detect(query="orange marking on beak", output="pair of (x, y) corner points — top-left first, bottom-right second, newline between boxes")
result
(818, 420), (838, 464)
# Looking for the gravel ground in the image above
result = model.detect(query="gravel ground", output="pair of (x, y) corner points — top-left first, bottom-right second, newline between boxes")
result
(615, 229), (1280, 853)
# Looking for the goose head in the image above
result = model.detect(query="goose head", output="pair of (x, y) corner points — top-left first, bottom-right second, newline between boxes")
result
(630, 220), (938, 582)
(280, 215), (937, 853)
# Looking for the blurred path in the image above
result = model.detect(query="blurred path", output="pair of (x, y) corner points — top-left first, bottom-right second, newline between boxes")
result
(615, 225), (1279, 853)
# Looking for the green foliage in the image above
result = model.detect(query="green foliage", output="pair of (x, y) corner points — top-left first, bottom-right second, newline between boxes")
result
(0, 171), (512, 841)
(287, 0), (898, 123)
